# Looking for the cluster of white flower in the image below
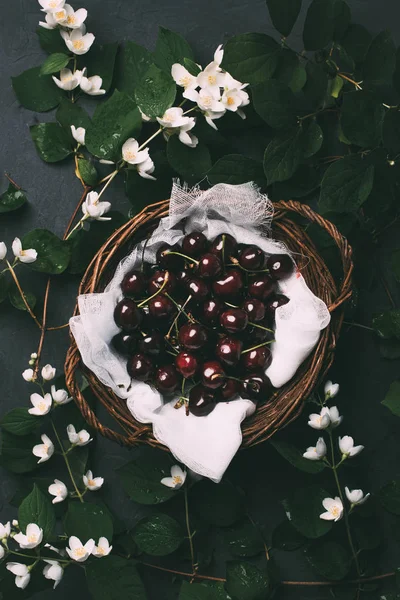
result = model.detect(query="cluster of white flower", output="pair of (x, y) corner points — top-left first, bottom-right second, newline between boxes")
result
(81, 190), (111, 222)
(122, 138), (156, 180)
(37, 1), (105, 96)
(0, 239), (37, 264)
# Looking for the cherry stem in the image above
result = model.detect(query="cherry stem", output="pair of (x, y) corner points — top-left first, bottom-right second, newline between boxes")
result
(166, 295), (193, 339)
(229, 258), (270, 274)
(137, 272), (170, 308)
(166, 251), (199, 265)
(165, 292), (195, 322)
(249, 321), (274, 333)
(241, 340), (274, 354)
(224, 301), (239, 309)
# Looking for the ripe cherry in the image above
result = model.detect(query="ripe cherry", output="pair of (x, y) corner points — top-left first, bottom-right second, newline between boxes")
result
(266, 254), (294, 280)
(239, 245), (265, 270)
(220, 308), (249, 333)
(156, 243), (184, 270)
(212, 269), (244, 298)
(139, 331), (164, 357)
(127, 353), (153, 381)
(155, 365), (179, 394)
(175, 351), (199, 378)
(182, 231), (208, 257)
(197, 253), (222, 278)
(148, 295), (176, 321)
(264, 295), (290, 318)
(218, 378), (240, 401)
(215, 336), (243, 367)
(186, 278), (210, 301)
(189, 385), (216, 417)
(242, 298), (265, 322)
(202, 360), (225, 389)
(210, 233), (237, 262)
(121, 270), (147, 297)
(240, 372), (272, 402)
(178, 323), (208, 350)
(114, 299), (143, 332)
(241, 346), (272, 371)
(112, 332), (138, 355)
(201, 298), (224, 325)
(248, 275), (276, 301)
(147, 270), (176, 295)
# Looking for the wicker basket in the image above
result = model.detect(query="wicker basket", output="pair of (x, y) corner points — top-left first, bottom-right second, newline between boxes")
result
(65, 199), (353, 450)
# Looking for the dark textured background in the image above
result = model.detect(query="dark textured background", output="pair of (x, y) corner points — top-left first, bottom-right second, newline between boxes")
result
(1, 0), (400, 598)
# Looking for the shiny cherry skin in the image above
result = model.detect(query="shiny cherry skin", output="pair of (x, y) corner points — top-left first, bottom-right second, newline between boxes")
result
(147, 270), (176, 295)
(189, 385), (216, 417)
(240, 371), (272, 402)
(178, 323), (208, 350)
(127, 353), (153, 381)
(218, 378), (240, 401)
(243, 323), (274, 345)
(182, 231), (208, 257)
(212, 269), (244, 298)
(148, 295), (175, 321)
(242, 298), (265, 322)
(139, 331), (164, 357)
(175, 351), (199, 378)
(114, 298), (143, 333)
(264, 294), (290, 319)
(210, 233), (238, 262)
(201, 298), (224, 325)
(248, 275), (276, 301)
(176, 269), (191, 285)
(156, 243), (184, 270)
(154, 365), (179, 394)
(202, 360), (225, 389)
(239, 245), (265, 270)
(220, 308), (249, 333)
(266, 254), (294, 280)
(121, 270), (147, 297)
(215, 336), (243, 367)
(197, 253), (222, 278)
(112, 332), (138, 355)
(241, 346), (272, 371)
(186, 278), (210, 301)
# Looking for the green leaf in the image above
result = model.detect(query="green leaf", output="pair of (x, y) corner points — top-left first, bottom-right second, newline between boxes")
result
(302, 120), (323, 158)
(19, 484), (56, 539)
(22, 229), (71, 275)
(271, 520), (307, 551)
(226, 561), (270, 600)
(383, 109), (400, 154)
(379, 339), (400, 360)
(86, 90), (142, 161)
(77, 158), (99, 186)
(208, 154), (265, 186)
(0, 273), (9, 303)
(271, 165), (321, 200)
(37, 27), (67, 54)
(56, 98), (91, 133)
(0, 431), (38, 473)
(167, 136), (212, 183)
(275, 49), (307, 93)
(223, 519), (264, 557)
(392, 249), (400, 283)
(263, 127), (302, 185)
(191, 480), (244, 527)
(363, 30), (396, 84)
(1, 408), (40, 436)
(64, 501), (114, 541)
(0, 183), (27, 213)
(30, 123), (73, 163)
(116, 42), (154, 95)
(303, 0), (336, 51)
(381, 381), (400, 417)
(184, 58), (201, 76)
(134, 63), (176, 118)
(270, 439), (326, 474)
(154, 27), (194, 73)
(12, 67), (63, 112)
(303, 61), (328, 107)
(40, 53), (71, 75)
(221, 33), (280, 85)
(9, 286), (36, 312)
(78, 43), (118, 92)
(133, 513), (184, 556)
(86, 556), (147, 600)
(305, 540), (351, 580)
(379, 478), (400, 515)
(266, 0), (302, 37)
(341, 24), (372, 64)
(179, 581), (231, 600)
(319, 154), (375, 213)
(372, 310), (400, 339)
(116, 447), (176, 505)
(252, 80), (297, 130)
(340, 91), (384, 147)
(333, 0), (351, 41)
(282, 485), (333, 539)
(125, 152), (172, 211)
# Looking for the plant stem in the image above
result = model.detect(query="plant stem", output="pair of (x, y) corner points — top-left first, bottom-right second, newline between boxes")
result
(248, 321), (274, 333)
(165, 293), (194, 322)
(50, 419), (84, 503)
(137, 128), (163, 150)
(137, 272), (171, 308)
(6, 261), (42, 328)
(166, 295), (192, 338)
(8, 549), (70, 565)
(184, 486), (197, 579)
(343, 321), (374, 332)
(241, 340), (273, 354)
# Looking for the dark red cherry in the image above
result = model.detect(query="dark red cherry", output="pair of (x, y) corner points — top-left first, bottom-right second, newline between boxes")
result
(155, 365), (179, 394)
(127, 353), (153, 381)
(189, 385), (216, 417)
(242, 298), (265, 322)
(265, 295), (290, 318)
(239, 245), (265, 270)
(175, 351), (199, 378)
(202, 360), (225, 389)
(210, 233), (238, 262)
(178, 323), (208, 350)
(241, 346), (272, 371)
(114, 298), (143, 332)
(186, 278), (210, 301)
(240, 372), (272, 402)
(248, 275), (276, 301)
(218, 378), (240, 401)
(212, 269), (244, 298)
(197, 253), (222, 278)
(121, 270), (147, 297)
(139, 331), (164, 356)
(215, 336), (243, 367)
(182, 231), (208, 257)
(148, 295), (175, 320)
(112, 332), (138, 355)
(201, 298), (224, 325)
(176, 269), (191, 285)
(266, 254), (294, 280)
(147, 270), (176, 295)
(243, 323), (274, 344)
(220, 308), (249, 333)
(156, 243), (184, 270)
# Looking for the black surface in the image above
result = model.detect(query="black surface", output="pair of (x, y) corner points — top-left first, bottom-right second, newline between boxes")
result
(1, 1), (400, 598)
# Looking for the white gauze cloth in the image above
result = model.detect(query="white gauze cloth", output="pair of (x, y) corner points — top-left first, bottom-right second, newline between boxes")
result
(70, 182), (330, 482)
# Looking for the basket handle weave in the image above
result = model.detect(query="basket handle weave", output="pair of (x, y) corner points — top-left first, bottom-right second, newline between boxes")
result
(273, 200), (353, 313)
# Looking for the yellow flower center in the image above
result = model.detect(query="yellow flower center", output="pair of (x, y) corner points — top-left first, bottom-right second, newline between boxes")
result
(180, 76), (192, 87)
(43, 444), (49, 453)
(49, 0), (58, 7)
(124, 151), (136, 161)
(28, 534), (38, 543)
(202, 96), (212, 107)
(55, 10), (65, 19)
(172, 476), (182, 486)
(56, 487), (63, 496)
(208, 75), (217, 85)
(67, 15), (76, 25)
(73, 40), (85, 51)
(75, 547), (86, 558)
(88, 479), (96, 486)
(38, 402), (47, 412)
(331, 506), (340, 518)
(97, 546), (105, 555)
(227, 96), (235, 106)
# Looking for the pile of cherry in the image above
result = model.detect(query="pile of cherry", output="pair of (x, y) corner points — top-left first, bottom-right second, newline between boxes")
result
(112, 231), (293, 417)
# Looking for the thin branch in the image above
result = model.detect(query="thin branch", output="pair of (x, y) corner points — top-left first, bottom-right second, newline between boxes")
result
(5, 172), (22, 190)
(6, 261), (42, 328)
